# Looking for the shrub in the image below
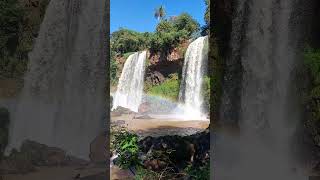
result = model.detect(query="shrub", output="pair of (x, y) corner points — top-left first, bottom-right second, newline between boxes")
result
(184, 161), (210, 180)
(147, 73), (180, 101)
(304, 47), (320, 84)
(172, 13), (200, 36)
(150, 13), (199, 53)
(0, 0), (49, 79)
(303, 46), (320, 146)
(111, 29), (148, 54)
(111, 125), (141, 169)
(135, 166), (161, 180)
(110, 57), (117, 85)
(202, 76), (210, 111)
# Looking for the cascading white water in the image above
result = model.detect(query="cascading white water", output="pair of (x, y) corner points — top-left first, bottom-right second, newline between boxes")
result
(112, 51), (147, 112)
(178, 36), (208, 120)
(215, 0), (307, 179)
(6, 0), (107, 160)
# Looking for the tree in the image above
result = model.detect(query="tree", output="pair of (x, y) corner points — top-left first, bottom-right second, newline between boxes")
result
(154, 5), (166, 21)
(173, 13), (200, 36)
(111, 28), (148, 54)
(202, 0), (210, 35)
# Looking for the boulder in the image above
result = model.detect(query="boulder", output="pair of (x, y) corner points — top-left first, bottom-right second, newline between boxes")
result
(20, 140), (67, 166)
(0, 153), (35, 174)
(138, 102), (151, 114)
(112, 107), (136, 115)
(145, 71), (165, 86)
(138, 128), (210, 171)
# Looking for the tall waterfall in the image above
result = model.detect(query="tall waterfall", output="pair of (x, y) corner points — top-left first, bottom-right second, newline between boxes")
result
(178, 36), (208, 119)
(6, 0), (108, 160)
(215, 0), (306, 179)
(112, 51), (147, 112)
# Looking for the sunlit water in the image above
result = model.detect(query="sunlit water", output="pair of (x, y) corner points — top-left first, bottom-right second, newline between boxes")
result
(178, 36), (208, 120)
(112, 51), (147, 112)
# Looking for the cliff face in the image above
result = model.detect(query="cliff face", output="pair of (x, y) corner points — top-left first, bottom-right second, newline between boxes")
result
(145, 41), (189, 86)
(213, 0), (242, 129)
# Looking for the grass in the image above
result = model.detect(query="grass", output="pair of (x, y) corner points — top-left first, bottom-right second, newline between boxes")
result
(147, 74), (180, 101)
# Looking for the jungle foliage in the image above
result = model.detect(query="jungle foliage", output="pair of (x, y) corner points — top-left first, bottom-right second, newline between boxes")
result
(0, 0), (50, 79)
(110, 13), (200, 56)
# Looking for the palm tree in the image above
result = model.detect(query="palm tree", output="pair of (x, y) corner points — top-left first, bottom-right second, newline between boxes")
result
(154, 5), (166, 21)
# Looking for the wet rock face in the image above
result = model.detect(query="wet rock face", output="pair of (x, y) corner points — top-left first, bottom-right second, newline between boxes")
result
(0, 140), (90, 175)
(14, 140), (68, 166)
(145, 71), (165, 86)
(111, 107), (136, 115)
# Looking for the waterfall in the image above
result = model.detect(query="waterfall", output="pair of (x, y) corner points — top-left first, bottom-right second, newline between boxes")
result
(112, 51), (147, 112)
(178, 36), (208, 119)
(215, 0), (306, 179)
(6, 0), (108, 160)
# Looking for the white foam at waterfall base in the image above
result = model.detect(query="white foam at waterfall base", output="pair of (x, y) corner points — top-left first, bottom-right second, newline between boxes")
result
(178, 36), (208, 120)
(112, 51), (147, 112)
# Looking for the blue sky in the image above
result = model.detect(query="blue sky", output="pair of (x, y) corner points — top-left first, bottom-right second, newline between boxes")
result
(111, 0), (206, 33)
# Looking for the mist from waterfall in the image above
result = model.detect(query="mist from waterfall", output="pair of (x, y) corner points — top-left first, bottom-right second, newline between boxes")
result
(178, 36), (208, 120)
(6, 0), (107, 160)
(112, 51), (147, 112)
(215, 0), (307, 179)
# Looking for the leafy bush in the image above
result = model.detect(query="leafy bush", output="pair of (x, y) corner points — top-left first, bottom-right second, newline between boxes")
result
(303, 47), (320, 146)
(110, 57), (118, 85)
(150, 13), (199, 53)
(111, 29), (149, 54)
(202, 76), (210, 111)
(111, 126), (141, 169)
(0, 0), (49, 78)
(184, 161), (210, 180)
(304, 47), (320, 84)
(147, 73), (180, 101)
(135, 166), (161, 180)
(172, 13), (200, 36)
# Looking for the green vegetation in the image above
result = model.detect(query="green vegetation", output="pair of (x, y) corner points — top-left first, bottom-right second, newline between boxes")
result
(201, 0), (210, 35)
(111, 125), (140, 169)
(202, 76), (210, 110)
(110, 13), (199, 56)
(0, 0), (50, 79)
(111, 29), (150, 54)
(111, 126), (209, 180)
(150, 13), (199, 53)
(147, 73), (180, 101)
(303, 47), (320, 144)
(135, 166), (161, 180)
(210, 38), (222, 122)
(184, 160), (210, 180)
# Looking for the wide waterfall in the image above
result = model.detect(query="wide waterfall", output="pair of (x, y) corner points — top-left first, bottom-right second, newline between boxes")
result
(112, 51), (147, 112)
(6, 0), (107, 160)
(215, 0), (306, 179)
(178, 36), (208, 119)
